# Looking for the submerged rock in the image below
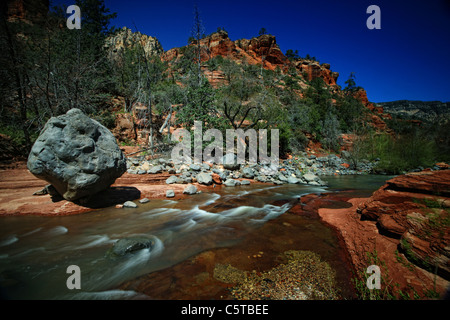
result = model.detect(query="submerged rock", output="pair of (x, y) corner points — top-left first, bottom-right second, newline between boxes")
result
(27, 108), (126, 201)
(139, 198), (150, 204)
(107, 236), (155, 257)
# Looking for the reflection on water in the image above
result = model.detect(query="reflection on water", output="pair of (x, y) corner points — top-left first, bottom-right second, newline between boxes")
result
(0, 176), (389, 299)
(323, 174), (396, 197)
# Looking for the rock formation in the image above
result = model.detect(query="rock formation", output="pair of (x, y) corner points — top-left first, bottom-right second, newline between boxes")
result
(359, 169), (450, 279)
(105, 27), (163, 62)
(162, 30), (339, 88)
(378, 100), (450, 124)
(5, 0), (49, 24)
(27, 108), (127, 201)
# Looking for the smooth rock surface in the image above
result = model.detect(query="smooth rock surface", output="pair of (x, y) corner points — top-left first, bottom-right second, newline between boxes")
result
(27, 108), (126, 201)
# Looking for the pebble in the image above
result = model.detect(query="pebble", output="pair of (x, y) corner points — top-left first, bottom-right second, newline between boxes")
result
(123, 201), (137, 208)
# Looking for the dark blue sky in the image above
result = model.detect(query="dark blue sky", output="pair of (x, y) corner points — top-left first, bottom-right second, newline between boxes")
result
(57, 0), (450, 103)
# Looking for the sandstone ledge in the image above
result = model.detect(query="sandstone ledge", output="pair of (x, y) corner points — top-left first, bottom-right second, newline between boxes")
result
(317, 169), (450, 298)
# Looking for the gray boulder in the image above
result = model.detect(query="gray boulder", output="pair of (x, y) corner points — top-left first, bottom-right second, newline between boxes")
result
(27, 108), (126, 201)
(242, 167), (255, 179)
(183, 184), (197, 194)
(189, 164), (201, 171)
(224, 179), (240, 187)
(303, 173), (319, 183)
(148, 165), (163, 174)
(287, 176), (300, 184)
(165, 175), (178, 184)
(166, 190), (175, 198)
(196, 172), (213, 185)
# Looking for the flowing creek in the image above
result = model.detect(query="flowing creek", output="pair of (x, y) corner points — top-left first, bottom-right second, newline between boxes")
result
(0, 175), (393, 299)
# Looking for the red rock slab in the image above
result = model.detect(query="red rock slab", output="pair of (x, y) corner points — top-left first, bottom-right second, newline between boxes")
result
(318, 198), (449, 298)
(384, 170), (450, 196)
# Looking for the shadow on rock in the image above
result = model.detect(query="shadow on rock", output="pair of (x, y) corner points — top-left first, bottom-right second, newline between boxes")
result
(73, 186), (141, 208)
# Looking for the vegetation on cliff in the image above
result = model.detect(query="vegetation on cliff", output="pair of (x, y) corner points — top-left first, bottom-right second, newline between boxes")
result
(0, 1), (448, 173)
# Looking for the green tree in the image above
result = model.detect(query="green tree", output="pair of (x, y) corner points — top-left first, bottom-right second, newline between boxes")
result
(258, 27), (267, 36)
(0, 0), (117, 153)
(344, 72), (357, 92)
(285, 49), (299, 60)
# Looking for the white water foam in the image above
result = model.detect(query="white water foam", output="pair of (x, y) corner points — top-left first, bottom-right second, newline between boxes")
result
(46, 226), (68, 236)
(76, 235), (115, 249)
(0, 235), (18, 247)
(20, 227), (43, 237)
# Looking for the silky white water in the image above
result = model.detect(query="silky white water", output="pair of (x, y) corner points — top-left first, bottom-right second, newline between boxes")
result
(0, 175), (391, 299)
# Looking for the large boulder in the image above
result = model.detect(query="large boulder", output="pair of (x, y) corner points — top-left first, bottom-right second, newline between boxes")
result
(27, 108), (127, 201)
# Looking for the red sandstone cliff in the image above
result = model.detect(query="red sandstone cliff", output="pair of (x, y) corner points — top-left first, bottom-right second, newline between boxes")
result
(162, 31), (339, 88)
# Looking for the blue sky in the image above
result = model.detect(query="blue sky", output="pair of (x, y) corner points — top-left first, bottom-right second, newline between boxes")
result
(56, 0), (450, 103)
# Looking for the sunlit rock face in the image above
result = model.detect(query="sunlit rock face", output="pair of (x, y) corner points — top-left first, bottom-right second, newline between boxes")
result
(27, 108), (127, 201)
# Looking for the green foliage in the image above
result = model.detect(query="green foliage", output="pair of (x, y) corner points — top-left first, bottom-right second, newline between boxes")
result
(0, 0), (117, 153)
(176, 77), (225, 130)
(285, 49), (300, 60)
(258, 27), (267, 36)
(362, 132), (438, 174)
(336, 94), (368, 132)
(343, 72), (363, 93)
(344, 72), (356, 91)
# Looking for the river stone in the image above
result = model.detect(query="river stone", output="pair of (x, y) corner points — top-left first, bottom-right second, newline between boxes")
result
(242, 167), (255, 179)
(148, 165), (163, 174)
(189, 164), (201, 171)
(223, 153), (240, 170)
(108, 236), (155, 257)
(166, 190), (175, 198)
(303, 173), (319, 183)
(165, 175), (178, 184)
(287, 176), (300, 184)
(196, 172), (213, 185)
(224, 179), (238, 187)
(183, 184), (197, 195)
(27, 108), (127, 201)
(123, 201), (137, 208)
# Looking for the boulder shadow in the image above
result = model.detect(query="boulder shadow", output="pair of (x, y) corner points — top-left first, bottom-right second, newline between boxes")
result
(73, 186), (141, 209)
